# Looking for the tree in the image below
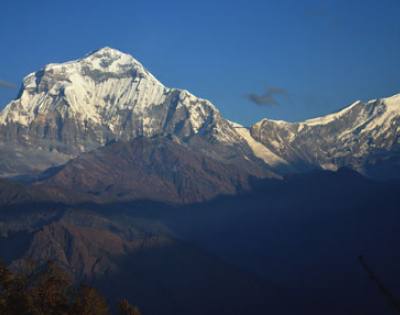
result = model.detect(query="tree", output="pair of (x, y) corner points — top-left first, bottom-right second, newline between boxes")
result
(118, 299), (142, 315)
(71, 285), (110, 315)
(28, 261), (72, 315)
(0, 259), (141, 315)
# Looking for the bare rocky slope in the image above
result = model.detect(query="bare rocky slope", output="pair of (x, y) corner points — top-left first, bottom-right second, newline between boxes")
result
(35, 136), (257, 204)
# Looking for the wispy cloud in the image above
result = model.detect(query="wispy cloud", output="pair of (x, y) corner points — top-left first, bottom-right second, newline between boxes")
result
(246, 86), (289, 106)
(0, 80), (17, 89)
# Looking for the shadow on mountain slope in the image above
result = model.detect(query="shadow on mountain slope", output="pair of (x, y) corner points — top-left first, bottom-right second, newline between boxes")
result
(0, 206), (295, 315)
(161, 168), (400, 315)
(1, 168), (400, 314)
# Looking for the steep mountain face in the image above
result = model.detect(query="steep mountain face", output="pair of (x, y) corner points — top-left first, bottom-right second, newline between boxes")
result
(35, 137), (258, 204)
(0, 47), (277, 177)
(251, 94), (400, 178)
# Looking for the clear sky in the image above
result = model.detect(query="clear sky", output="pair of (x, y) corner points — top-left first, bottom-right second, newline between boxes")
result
(0, 0), (399, 125)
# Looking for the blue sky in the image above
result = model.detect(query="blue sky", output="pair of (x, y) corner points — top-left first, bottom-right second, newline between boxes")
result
(0, 0), (399, 125)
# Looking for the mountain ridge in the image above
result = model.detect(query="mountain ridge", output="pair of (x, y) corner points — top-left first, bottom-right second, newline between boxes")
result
(33, 136), (257, 204)
(251, 93), (400, 177)
(0, 47), (399, 179)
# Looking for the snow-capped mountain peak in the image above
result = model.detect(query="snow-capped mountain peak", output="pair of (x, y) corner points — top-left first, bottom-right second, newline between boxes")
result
(0, 47), (166, 128)
(81, 47), (158, 80)
(0, 47), (274, 178)
(251, 93), (400, 177)
(0, 47), (229, 137)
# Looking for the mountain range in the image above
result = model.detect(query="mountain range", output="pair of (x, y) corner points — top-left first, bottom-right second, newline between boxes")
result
(0, 47), (399, 192)
(1, 48), (400, 315)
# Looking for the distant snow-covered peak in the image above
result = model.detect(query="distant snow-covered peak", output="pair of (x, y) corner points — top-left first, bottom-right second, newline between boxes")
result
(80, 47), (150, 76)
(0, 47), (232, 148)
(250, 92), (400, 177)
(0, 47), (167, 128)
(35, 46), (159, 85)
(86, 46), (129, 58)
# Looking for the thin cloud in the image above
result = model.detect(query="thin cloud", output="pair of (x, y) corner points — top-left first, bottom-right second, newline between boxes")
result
(246, 86), (289, 106)
(0, 80), (17, 89)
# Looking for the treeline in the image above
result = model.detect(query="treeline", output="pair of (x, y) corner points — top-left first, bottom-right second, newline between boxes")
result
(0, 260), (141, 315)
